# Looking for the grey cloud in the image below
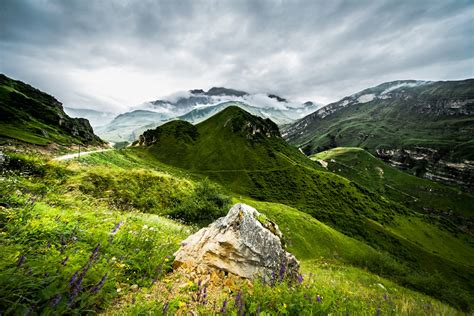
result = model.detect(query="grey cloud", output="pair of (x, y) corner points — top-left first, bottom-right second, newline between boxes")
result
(1, 0), (472, 110)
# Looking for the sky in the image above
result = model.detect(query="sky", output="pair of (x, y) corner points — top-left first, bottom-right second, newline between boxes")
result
(1, 0), (473, 112)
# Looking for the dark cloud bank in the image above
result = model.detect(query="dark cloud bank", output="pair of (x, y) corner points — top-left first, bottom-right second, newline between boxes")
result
(1, 0), (473, 111)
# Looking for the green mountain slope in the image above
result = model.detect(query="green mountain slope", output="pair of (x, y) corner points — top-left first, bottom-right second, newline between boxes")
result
(311, 147), (474, 223)
(134, 107), (474, 310)
(283, 79), (474, 191)
(0, 74), (103, 146)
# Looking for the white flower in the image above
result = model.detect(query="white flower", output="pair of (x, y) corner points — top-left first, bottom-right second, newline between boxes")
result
(143, 225), (148, 229)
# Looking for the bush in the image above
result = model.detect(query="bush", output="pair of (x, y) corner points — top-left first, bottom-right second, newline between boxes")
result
(168, 179), (231, 226)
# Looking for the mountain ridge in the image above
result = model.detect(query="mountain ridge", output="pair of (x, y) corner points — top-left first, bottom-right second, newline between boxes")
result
(283, 78), (474, 191)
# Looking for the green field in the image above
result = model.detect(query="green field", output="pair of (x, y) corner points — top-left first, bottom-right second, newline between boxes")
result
(1, 149), (468, 314)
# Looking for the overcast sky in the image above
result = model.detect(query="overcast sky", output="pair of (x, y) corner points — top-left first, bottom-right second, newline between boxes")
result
(1, 0), (473, 112)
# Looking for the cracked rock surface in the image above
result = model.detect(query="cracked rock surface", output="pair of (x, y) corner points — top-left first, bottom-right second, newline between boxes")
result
(173, 203), (299, 280)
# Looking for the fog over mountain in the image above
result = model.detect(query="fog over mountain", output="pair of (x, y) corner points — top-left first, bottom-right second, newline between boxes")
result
(1, 0), (473, 112)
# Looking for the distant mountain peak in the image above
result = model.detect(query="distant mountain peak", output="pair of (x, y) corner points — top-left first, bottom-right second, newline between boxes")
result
(268, 94), (288, 103)
(206, 87), (248, 97)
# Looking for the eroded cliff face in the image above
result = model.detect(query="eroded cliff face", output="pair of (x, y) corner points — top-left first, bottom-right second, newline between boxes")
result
(376, 147), (474, 192)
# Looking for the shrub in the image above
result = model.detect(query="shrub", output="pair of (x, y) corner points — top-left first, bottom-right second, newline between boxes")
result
(168, 179), (231, 226)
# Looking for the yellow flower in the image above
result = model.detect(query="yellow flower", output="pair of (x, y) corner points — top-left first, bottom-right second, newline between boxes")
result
(283, 303), (287, 309)
(178, 301), (186, 308)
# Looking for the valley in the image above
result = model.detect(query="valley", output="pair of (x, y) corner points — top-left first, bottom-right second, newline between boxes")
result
(0, 74), (473, 315)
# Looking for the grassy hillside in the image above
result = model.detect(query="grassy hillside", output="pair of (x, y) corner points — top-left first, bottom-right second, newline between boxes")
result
(0, 74), (103, 146)
(0, 149), (465, 314)
(283, 79), (474, 190)
(285, 80), (474, 159)
(311, 147), (474, 220)
(134, 107), (474, 311)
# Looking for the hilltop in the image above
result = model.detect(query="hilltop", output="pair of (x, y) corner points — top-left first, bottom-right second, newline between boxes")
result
(0, 74), (103, 146)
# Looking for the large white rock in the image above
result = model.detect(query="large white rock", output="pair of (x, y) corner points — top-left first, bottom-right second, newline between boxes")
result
(173, 203), (299, 280)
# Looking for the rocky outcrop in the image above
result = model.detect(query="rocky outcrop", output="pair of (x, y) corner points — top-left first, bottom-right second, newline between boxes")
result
(376, 147), (474, 192)
(173, 203), (299, 281)
(0, 74), (103, 145)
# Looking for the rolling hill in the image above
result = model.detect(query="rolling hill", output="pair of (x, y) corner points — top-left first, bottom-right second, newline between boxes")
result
(133, 106), (474, 310)
(0, 74), (103, 146)
(283, 79), (474, 191)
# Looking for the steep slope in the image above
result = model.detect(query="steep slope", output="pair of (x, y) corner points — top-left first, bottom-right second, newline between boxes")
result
(283, 79), (474, 190)
(311, 147), (474, 230)
(0, 74), (103, 146)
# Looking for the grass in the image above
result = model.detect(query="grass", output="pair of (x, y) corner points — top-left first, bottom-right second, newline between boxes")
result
(310, 147), (474, 218)
(1, 143), (473, 313)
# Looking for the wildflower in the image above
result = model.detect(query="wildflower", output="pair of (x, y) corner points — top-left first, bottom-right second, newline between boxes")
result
(220, 299), (227, 313)
(89, 244), (100, 262)
(297, 273), (303, 284)
(234, 291), (241, 305)
(61, 256), (69, 265)
(17, 255), (26, 268)
(91, 272), (108, 294)
(279, 262), (286, 281)
(111, 221), (123, 234)
(316, 295), (322, 303)
(69, 270), (79, 286)
(143, 224), (148, 229)
(50, 294), (62, 307)
(44, 272), (49, 278)
(283, 303), (287, 309)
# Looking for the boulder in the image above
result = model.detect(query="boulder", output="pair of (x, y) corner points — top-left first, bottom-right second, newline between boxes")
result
(173, 203), (299, 281)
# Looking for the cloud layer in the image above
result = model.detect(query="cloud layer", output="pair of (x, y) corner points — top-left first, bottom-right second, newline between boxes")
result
(1, 0), (473, 111)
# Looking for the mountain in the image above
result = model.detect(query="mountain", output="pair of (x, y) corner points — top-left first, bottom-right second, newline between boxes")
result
(283, 79), (474, 191)
(133, 106), (473, 310)
(95, 110), (171, 142)
(0, 74), (103, 146)
(98, 88), (321, 142)
(64, 107), (116, 129)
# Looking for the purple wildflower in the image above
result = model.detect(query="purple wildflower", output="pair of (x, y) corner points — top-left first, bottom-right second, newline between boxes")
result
(163, 302), (169, 314)
(69, 270), (79, 286)
(297, 273), (303, 284)
(50, 294), (62, 307)
(91, 272), (108, 294)
(17, 255), (26, 267)
(220, 299), (227, 313)
(279, 262), (286, 281)
(89, 244), (100, 262)
(316, 295), (322, 303)
(111, 221), (123, 234)
(384, 294), (388, 301)
(270, 270), (276, 286)
(234, 291), (241, 305)
(61, 256), (69, 265)
(44, 272), (49, 278)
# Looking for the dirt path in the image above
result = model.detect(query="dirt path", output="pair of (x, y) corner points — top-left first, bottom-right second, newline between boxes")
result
(52, 148), (112, 161)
